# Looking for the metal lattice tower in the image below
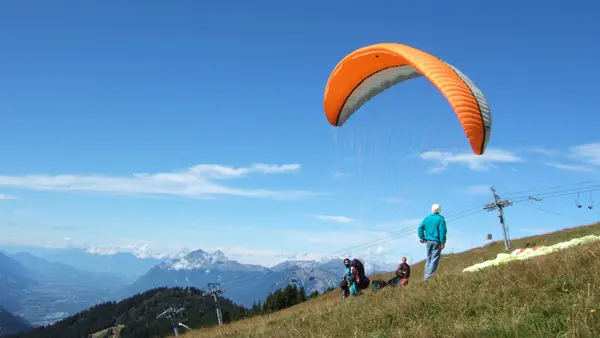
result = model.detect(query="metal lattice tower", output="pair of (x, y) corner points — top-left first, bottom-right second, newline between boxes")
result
(156, 306), (185, 336)
(483, 186), (513, 250)
(202, 283), (224, 326)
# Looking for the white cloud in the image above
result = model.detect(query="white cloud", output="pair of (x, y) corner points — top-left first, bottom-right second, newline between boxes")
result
(462, 185), (492, 196)
(359, 245), (395, 267)
(206, 245), (323, 267)
(27, 236), (177, 259)
(276, 252), (309, 260)
(568, 142), (600, 165)
(380, 197), (405, 204)
(12, 209), (25, 216)
(313, 215), (354, 223)
(73, 239), (175, 259)
(545, 162), (595, 172)
(189, 163), (301, 178)
(0, 194), (18, 200)
(124, 243), (168, 259)
(86, 245), (119, 256)
(321, 231), (426, 264)
(419, 148), (522, 172)
(545, 142), (600, 172)
(0, 163), (315, 200)
(524, 147), (556, 156)
(332, 171), (351, 179)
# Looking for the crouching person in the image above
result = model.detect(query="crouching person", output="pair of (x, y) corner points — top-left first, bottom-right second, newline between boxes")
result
(395, 256), (411, 286)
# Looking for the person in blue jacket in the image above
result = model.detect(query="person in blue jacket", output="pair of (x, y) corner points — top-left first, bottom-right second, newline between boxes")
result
(417, 203), (447, 280)
(343, 258), (358, 296)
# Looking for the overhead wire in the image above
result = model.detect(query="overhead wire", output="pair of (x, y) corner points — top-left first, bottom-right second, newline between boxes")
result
(501, 180), (599, 198)
(508, 184), (600, 203)
(214, 183), (600, 287)
(314, 203), (486, 261)
(513, 200), (582, 220)
(209, 181), (600, 289)
(214, 202), (488, 287)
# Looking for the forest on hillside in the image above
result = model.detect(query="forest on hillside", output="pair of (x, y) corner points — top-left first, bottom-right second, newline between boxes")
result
(5, 284), (322, 338)
(248, 284), (321, 316)
(0, 307), (32, 336)
(5, 287), (246, 338)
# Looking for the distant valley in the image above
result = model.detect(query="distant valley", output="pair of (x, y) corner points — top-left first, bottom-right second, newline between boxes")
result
(0, 250), (130, 327)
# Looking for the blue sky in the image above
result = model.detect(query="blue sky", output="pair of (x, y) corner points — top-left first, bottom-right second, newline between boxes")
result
(1, 0), (600, 266)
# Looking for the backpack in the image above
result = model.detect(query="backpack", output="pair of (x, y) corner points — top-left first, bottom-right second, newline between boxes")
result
(351, 259), (370, 289)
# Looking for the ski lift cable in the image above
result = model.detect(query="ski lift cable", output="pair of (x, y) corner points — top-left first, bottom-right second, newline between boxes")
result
(502, 180), (600, 197)
(215, 209), (485, 287)
(510, 186), (600, 203)
(218, 186), (600, 287)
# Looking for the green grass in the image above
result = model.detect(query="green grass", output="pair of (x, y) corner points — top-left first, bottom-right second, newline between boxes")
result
(184, 222), (600, 338)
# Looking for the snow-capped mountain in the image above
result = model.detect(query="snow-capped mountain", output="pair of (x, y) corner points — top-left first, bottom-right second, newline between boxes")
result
(365, 260), (399, 275)
(120, 249), (397, 308)
(164, 249), (235, 270)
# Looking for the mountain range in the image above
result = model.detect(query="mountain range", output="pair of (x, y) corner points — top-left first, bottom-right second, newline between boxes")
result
(120, 249), (397, 308)
(0, 244), (398, 332)
(0, 243), (166, 282)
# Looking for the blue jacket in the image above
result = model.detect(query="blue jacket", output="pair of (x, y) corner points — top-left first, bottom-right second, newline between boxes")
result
(345, 266), (354, 282)
(418, 213), (447, 244)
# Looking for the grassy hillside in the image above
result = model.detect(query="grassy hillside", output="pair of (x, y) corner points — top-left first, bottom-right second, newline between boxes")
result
(185, 221), (600, 338)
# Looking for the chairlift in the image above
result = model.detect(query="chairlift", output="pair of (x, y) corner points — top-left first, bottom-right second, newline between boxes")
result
(589, 191), (594, 209)
(486, 234), (492, 240)
(575, 192), (582, 208)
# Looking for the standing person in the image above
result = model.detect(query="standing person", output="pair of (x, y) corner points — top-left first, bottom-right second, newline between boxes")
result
(395, 256), (411, 286)
(417, 203), (447, 280)
(343, 258), (359, 296)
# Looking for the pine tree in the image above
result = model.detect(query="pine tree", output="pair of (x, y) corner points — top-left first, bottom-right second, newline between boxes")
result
(297, 286), (307, 303)
(274, 289), (285, 311)
(283, 285), (298, 307)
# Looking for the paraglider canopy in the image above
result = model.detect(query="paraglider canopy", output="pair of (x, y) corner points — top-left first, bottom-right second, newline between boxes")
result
(323, 43), (492, 155)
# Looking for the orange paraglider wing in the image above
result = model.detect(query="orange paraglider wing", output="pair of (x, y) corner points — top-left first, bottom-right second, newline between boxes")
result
(323, 43), (491, 155)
